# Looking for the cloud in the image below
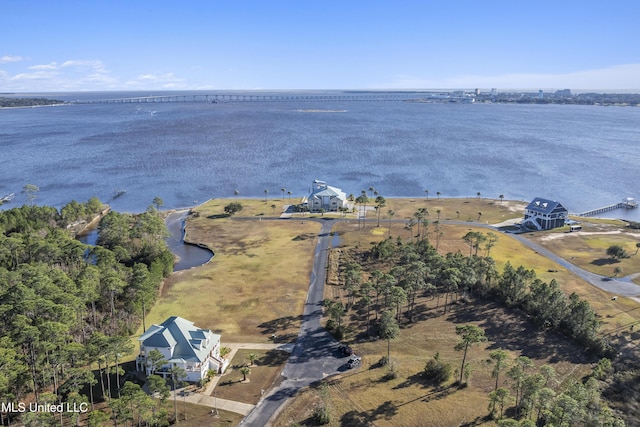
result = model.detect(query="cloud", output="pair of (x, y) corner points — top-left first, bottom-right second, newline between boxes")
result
(0, 55), (24, 64)
(28, 62), (58, 70)
(61, 59), (108, 72)
(11, 69), (58, 82)
(0, 58), (127, 91)
(380, 64), (640, 90)
(0, 56), (190, 91)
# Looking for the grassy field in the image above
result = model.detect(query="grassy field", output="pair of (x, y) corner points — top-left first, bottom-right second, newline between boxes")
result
(526, 218), (640, 282)
(140, 198), (321, 343)
(274, 298), (596, 427)
(135, 197), (640, 426)
(165, 401), (243, 427)
(274, 199), (640, 426)
(214, 349), (289, 405)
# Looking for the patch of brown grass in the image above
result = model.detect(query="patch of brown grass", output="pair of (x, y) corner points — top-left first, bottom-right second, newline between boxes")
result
(140, 199), (321, 343)
(332, 217), (640, 337)
(165, 401), (243, 427)
(526, 220), (640, 280)
(379, 197), (526, 225)
(275, 298), (594, 427)
(214, 349), (288, 405)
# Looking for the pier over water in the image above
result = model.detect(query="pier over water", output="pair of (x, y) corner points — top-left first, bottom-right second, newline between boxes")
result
(575, 198), (638, 217)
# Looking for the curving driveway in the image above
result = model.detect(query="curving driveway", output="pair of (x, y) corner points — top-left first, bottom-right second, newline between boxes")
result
(449, 220), (640, 298)
(507, 231), (640, 298)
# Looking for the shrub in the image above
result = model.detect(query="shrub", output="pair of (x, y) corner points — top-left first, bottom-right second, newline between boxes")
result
(606, 245), (628, 260)
(312, 405), (331, 425)
(378, 355), (389, 367)
(424, 352), (452, 385)
(224, 202), (243, 215)
(383, 362), (398, 380)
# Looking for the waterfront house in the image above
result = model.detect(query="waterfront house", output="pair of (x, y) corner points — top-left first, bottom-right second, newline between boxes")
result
(523, 197), (568, 230)
(304, 180), (349, 212)
(136, 316), (227, 382)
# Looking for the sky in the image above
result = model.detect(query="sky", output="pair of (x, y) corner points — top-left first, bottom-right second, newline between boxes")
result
(2, 1), (639, 92)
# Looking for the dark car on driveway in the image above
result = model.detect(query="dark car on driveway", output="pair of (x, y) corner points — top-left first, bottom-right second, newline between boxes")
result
(338, 344), (353, 357)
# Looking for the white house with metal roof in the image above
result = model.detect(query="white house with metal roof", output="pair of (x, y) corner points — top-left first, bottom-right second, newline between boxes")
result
(304, 180), (349, 212)
(135, 316), (227, 382)
(523, 197), (568, 230)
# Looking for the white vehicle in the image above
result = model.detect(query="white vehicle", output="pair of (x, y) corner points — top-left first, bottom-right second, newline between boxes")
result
(347, 355), (361, 369)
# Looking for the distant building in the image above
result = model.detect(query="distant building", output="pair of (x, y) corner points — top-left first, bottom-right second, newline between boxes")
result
(538, 90), (544, 99)
(555, 89), (572, 97)
(304, 180), (348, 212)
(523, 197), (568, 230)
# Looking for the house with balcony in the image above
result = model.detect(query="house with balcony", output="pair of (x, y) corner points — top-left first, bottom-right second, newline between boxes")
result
(523, 197), (568, 231)
(135, 316), (227, 382)
(303, 180), (349, 212)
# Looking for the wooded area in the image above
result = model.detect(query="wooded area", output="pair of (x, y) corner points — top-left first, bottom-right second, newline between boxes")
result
(0, 97), (65, 108)
(322, 227), (625, 425)
(0, 199), (173, 425)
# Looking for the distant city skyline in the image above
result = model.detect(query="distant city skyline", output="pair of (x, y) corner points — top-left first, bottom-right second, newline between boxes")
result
(2, 1), (639, 92)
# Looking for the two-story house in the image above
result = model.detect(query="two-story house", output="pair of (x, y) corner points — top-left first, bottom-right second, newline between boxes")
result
(304, 180), (348, 212)
(523, 197), (568, 231)
(135, 316), (227, 382)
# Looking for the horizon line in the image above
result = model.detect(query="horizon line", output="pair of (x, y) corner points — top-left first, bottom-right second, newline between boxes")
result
(4, 88), (640, 95)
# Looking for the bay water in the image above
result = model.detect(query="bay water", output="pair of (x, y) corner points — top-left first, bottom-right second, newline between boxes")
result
(1, 91), (639, 221)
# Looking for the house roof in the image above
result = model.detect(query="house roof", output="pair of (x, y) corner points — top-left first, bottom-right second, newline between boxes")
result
(139, 316), (221, 363)
(525, 197), (567, 215)
(311, 186), (342, 198)
(310, 180), (346, 200)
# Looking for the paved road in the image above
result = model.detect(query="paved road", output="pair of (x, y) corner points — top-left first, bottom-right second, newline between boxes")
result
(447, 220), (640, 298)
(507, 231), (640, 298)
(240, 219), (348, 426)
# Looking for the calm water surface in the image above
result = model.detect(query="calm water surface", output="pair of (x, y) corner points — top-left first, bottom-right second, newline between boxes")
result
(1, 91), (639, 220)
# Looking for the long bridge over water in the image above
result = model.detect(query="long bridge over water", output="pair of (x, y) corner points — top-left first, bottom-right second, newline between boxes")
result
(75, 92), (430, 104)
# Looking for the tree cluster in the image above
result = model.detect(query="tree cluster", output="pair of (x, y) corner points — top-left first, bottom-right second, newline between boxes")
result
(0, 97), (65, 108)
(324, 217), (623, 423)
(487, 356), (624, 426)
(0, 200), (174, 425)
(368, 232), (609, 356)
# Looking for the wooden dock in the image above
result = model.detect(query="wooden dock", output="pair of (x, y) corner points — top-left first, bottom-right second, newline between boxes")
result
(575, 198), (638, 217)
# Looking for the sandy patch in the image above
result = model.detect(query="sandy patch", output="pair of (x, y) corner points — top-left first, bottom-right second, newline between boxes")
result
(537, 230), (640, 242)
(501, 200), (527, 213)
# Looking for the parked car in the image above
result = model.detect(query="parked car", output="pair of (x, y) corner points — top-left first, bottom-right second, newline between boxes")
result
(339, 344), (353, 357)
(346, 355), (362, 369)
